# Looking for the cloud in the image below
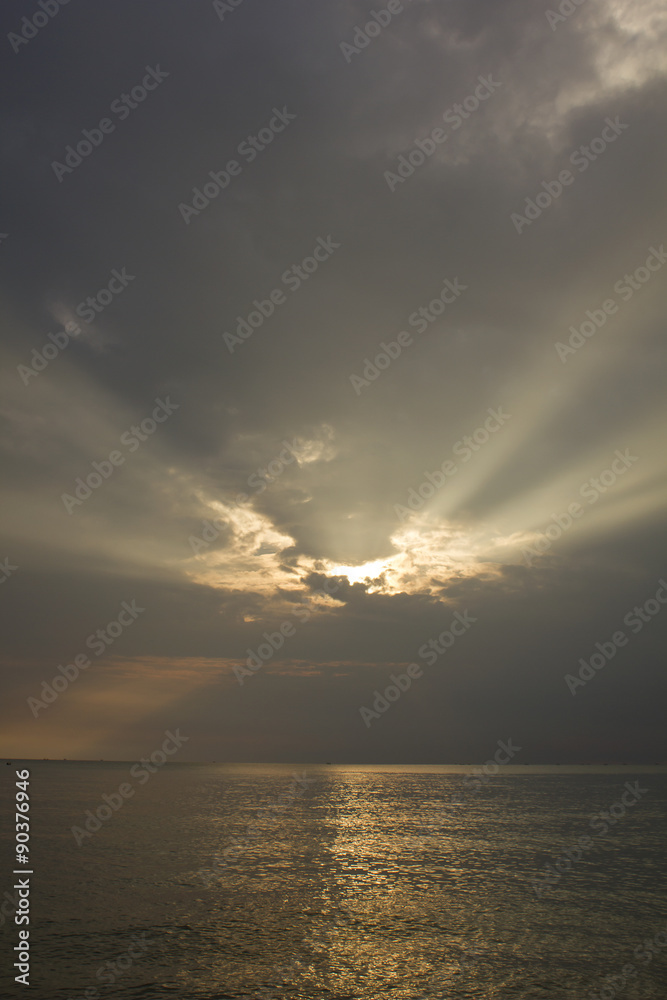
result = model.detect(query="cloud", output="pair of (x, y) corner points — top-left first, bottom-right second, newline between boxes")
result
(0, 0), (665, 760)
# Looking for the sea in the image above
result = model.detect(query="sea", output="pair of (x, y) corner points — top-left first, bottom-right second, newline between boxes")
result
(1, 762), (666, 999)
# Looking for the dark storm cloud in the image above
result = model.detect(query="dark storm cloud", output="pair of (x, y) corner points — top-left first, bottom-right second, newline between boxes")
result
(0, 0), (666, 760)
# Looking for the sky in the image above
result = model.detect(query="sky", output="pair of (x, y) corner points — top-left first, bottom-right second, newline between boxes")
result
(1, 0), (666, 763)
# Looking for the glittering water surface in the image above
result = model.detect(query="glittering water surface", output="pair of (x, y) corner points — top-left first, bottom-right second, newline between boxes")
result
(1, 763), (666, 999)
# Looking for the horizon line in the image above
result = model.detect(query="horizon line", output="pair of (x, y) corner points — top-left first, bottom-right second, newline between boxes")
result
(3, 759), (667, 766)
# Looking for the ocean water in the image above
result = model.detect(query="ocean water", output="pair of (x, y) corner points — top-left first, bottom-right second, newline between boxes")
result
(1, 762), (666, 999)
